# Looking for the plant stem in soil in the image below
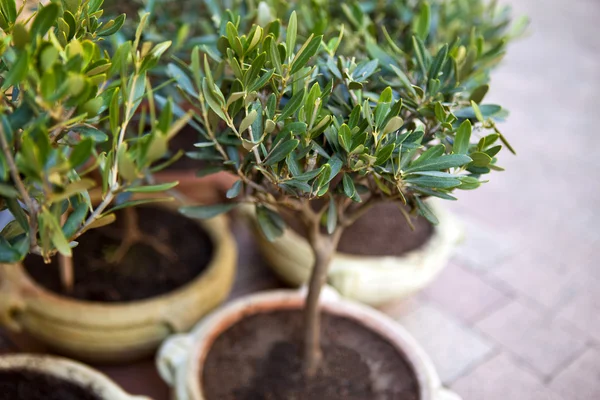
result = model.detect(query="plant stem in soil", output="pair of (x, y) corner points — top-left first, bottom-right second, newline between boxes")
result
(302, 218), (343, 377)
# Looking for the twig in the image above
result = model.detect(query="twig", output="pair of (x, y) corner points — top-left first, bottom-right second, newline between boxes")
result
(0, 123), (39, 250)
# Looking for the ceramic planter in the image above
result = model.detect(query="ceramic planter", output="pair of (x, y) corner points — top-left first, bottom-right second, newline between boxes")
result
(154, 170), (238, 205)
(245, 199), (463, 305)
(0, 200), (237, 364)
(156, 288), (460, 400)
(0, 354), (149, 399)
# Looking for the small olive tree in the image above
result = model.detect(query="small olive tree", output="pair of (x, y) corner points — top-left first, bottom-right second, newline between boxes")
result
(0, 0), (188, 288)
(173, 1), (519, 375)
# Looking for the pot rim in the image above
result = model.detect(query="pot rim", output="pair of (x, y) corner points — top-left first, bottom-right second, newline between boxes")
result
(158, 288), (448, 400)
(1, 200), (232, 310)
(0, 354), (149, 400)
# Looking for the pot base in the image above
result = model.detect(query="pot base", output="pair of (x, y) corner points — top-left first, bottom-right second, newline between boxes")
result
(0, 369), (101, 400)
(203, 310), (419, 400)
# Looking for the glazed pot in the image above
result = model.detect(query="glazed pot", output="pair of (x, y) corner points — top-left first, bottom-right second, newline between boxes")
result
(156, 288), (460, 400)
(0, 200), (237, 363)
(0, 354), (149, 399)
(154, 170), (238, 205)
(245, 199), (463, 305)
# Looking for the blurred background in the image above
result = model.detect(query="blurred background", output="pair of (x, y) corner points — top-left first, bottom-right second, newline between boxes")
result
(1, 0), (598, 399)
(397, 0), (600, 398)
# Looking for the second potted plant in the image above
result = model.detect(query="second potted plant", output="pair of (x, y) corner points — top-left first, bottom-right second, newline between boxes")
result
(157, 0), (518, 397)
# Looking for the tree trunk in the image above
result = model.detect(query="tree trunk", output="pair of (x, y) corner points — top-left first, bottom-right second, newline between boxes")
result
(59, 214), (74, 292)
(302, 223), (342, 377)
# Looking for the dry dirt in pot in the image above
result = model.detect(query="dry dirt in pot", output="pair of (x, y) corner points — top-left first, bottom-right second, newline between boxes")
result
(285, 202), (434, 258)
(23, 206), (214, 302)
(203, 310), (419, 400)
(0, 369), (102, 400)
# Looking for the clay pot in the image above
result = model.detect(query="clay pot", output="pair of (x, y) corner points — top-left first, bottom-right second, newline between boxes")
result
(154, 169), (238, 205)
(0, 354), (149, 399)
(0, 200), (237, 364)
(156, 288), (461, 400)
(243, 199), (463, 305)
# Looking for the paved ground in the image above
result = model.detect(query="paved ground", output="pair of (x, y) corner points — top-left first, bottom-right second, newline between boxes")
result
(1, 1), (598, 399)
(386, 1), (600, 398)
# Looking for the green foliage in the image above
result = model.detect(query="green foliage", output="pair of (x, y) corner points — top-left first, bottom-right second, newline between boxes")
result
(174, 0), (524, 240)
(0, 0), (186, 262)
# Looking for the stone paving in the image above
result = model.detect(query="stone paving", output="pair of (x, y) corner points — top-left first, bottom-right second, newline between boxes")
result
(390, 1), (600, 397)
(1, 1), (598, 399)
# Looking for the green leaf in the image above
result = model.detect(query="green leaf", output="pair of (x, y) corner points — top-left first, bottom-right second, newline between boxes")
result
(405, 175), (461, 189)
(286, 11), (297, 59)
(412, 36), (429, 76)
(97, 14), (126, 37)
(110, 88), (120, 135)
(469, 152), (493, 167)
(0, 0), (16, 24)
(266, 139), (299, 165)
(1, 50), (29, 90)
(104, 198), (173, 215)
(290, 34), (322, 74)
(342, 174), (358, 201)
(125, 182), (179, 193)
(413, 1), (430, 40)
(277, 89), (305, 121)
(256, 205), (286, 242)
(226, 180), (242, 199)
(338, 124), (352, 152)
(375, 144), (395, 165)
(240, 110), (258, 135)
(415, 197), (439, 225)
(405, 154), (472, 173)
(179, 203), (238, 219)
(31, 3), (60, 37)
(0, 183), (18, 197)
(428, 44), (448, 81)
(453, 120), (472, 155)
(62, 202), (89, 238)
(471, 100), (484, 122)
(69, 138), (93, 168)
(326, 197), (336, 235)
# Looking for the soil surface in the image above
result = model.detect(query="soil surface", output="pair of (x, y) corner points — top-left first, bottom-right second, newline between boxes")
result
(337, 202), (434, 256)
(286, 202), (434, 257)
(24, 206), (213, 302)
(0, 369), (101, 400)
(203, 310), (419, 400)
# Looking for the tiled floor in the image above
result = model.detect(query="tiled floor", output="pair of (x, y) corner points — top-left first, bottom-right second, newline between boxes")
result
(1, 1), (598, 399)
(391, 1), (600, 397)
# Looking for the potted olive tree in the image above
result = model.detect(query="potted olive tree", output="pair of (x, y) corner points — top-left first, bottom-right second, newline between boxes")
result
(100, 0), (241, 204)
(157, 1), (519, 398)
(0, 0), (236, 365)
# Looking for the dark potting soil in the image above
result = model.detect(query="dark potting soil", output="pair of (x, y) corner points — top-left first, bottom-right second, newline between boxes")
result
(203, 310), (419, 400)
(0, 369), (101, 400)
(285, 201), (434, 257)
(23, 206), (214, 302)
(337, 202), (434, 257)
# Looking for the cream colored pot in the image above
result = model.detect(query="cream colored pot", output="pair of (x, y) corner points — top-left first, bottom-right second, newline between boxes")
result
(157, 288), (460, 400)
(0, 201), (237, 363)
(0, 354), (149, 399)
(246, 199), (462, 305)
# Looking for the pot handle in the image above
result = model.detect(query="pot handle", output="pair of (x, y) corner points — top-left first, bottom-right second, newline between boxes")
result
(436, 388), (462, 400)
(156, 334), (193, 387)
(0, 264), (26, 331)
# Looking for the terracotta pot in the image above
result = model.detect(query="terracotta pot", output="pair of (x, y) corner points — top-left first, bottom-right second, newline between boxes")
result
(0, 200), (237, 363)
(243, 199), (463, 305)
(154, 170), (238, 205)
(156, 288), (460, 400)
(0, 354), (149, 399)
